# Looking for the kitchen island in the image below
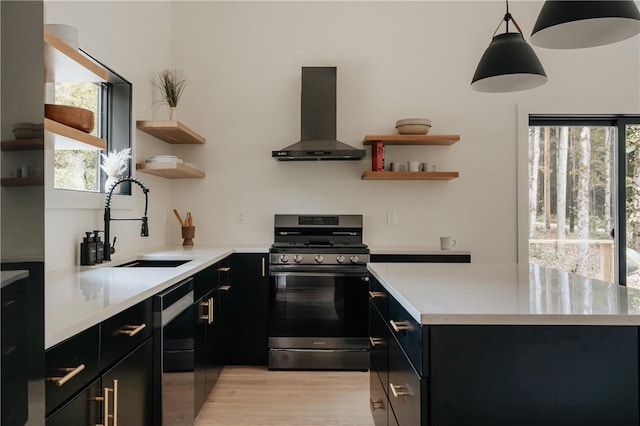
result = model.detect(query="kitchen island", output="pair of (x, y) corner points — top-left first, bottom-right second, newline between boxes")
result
(367, 262), (640, 426)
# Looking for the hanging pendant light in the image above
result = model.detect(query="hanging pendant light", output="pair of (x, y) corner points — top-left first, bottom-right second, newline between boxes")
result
(471, 1), (547, 93)
(531, 1), (640, 49)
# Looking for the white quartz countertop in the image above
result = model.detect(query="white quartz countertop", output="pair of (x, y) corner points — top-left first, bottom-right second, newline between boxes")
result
(45, 245), (268, 349)
(367, 262), (640, 326)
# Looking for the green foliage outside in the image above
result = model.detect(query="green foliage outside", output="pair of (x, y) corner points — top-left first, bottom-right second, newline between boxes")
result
(53, 82), (100, 191)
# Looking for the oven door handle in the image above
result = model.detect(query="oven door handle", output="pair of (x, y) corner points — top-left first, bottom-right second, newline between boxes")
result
(269, 270), (369, 278)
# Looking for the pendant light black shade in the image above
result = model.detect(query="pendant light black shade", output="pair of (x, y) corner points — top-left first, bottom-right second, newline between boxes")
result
(471, 3), (548, 93)
(531, 1), (640, 49)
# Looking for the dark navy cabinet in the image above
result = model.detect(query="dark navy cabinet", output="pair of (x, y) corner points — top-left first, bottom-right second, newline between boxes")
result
(222, 253), (268, 365)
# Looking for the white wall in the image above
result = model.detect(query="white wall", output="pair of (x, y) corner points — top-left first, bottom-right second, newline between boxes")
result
(43, 1), (640, 270)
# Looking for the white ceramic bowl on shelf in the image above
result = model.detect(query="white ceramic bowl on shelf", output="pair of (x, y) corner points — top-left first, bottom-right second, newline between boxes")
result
(395, 118), (432, 135)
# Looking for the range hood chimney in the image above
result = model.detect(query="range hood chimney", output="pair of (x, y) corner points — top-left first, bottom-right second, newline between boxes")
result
(272, 67), (366, 161)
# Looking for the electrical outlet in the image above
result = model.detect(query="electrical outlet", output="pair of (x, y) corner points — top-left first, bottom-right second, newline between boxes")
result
(236, 212), (245, 224)
(387, 210), (397, 225)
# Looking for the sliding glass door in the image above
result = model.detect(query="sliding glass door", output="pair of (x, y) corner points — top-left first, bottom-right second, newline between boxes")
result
(528, 116), (640, 287)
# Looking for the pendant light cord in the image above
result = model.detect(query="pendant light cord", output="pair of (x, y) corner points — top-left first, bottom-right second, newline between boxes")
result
(492, 0), (525, 39)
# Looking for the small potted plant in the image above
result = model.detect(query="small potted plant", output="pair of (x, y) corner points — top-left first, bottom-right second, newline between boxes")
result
(100, 147), (131, 192)
(152, 69), (188, 120)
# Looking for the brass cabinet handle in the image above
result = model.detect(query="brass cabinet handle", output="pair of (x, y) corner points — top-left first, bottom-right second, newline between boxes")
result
(389, 320), (412, 332)
(118, 323), (146, 337)
(370, 398), (385, 411)
(48, 363), (85, 387)
(369, 337), (385, 347)
(369, 291), (386, 299)
(261, 257), (266, 277)
(208, 297), (214, 325)
(389, 383), (411, 398)
(199, 300), (211, 321)
(219, 285), (231, 291)
(101, 385), (112, 426)
(217, 267), (230, 272)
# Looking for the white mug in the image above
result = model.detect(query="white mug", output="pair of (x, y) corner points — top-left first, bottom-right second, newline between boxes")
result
(440, 236), (456, 250)
(420, 162), (436, 172)
(390, 162), (405, 172)
(408, 160), (420, 172)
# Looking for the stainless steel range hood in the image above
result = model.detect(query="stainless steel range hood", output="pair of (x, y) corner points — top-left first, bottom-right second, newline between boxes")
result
(272, 67), (366, 161)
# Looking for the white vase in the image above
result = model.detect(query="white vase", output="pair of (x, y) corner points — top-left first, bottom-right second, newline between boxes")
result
(169, 106), (177, 121)
(105, 176), (121, 193)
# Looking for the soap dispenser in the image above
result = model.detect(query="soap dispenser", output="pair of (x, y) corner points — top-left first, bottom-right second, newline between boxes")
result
(93, 230), (104, 264)
(80, 232), (96, 266)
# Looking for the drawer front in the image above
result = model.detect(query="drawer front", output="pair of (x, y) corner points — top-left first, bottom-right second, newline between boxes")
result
(388, 336), (426, 426)
(100, 297), (153, 370)
(369, 276), (388, 319)
(46, 377), (102, 426)
(45, 325), (100, 415)
(388, 295), (426, 376)
(370, 370), (390, 426)
(194, 263), (218, 301)
(369, 300), (388, 391)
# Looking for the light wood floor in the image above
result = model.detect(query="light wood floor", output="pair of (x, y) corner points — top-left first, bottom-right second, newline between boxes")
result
(195, 366), (375, 426)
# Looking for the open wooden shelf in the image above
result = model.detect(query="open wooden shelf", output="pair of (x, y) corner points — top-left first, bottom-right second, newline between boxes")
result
(44, 30), (109, 83)
(45, 118), (107, 150)
(1, 177), (44, 187)
(363, 134), (460, 146)
(1, 139), (44, 152)
(362, 171), (459, 180)
(136, 120), (205, 145)
(136, 162), (205, 179)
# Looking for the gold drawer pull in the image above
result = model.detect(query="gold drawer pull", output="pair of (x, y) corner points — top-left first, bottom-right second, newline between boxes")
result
(370, 398), (385, 411)
(390, 383), (411, 398)
(118, 323), (146, 337)
(113, 379), (119, 426)
(369, 337), (385, 347)
(369, 291), (386, 299)
(217, 267), (231, 272)
(49, 363), (85, 387)
(219, 285), (231, 291)
(389, 320), (412, 332)
(199, 300), (211, 321)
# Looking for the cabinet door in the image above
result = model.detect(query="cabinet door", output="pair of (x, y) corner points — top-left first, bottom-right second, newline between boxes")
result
(205, 288), (221, 394)
(195, 285), (221, 416)
(102, 338), (153, 426)
(46, 378), (101, 426)
(388, 336), (425, 426)
(223, 253), (268, 365)
(370, 371), (390, 426)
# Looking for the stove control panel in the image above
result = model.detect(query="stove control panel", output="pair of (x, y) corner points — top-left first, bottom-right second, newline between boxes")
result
(270, 253), (370, 265)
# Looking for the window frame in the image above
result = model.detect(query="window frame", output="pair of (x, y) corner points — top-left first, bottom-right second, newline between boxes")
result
(46, 51), (133, 209)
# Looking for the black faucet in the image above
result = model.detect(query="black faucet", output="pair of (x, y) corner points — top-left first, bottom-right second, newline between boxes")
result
(103, 176), (150, 261)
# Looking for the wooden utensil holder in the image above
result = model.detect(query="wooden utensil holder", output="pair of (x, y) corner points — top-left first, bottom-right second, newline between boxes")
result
(181, 226), (195, 246)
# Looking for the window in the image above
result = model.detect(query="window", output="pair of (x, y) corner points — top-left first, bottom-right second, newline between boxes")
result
(528, 115), (640, 287)
(52, 51), (132, 194)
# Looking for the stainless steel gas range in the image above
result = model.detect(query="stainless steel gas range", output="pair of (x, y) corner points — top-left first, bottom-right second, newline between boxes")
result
(268, 214), (370, 371)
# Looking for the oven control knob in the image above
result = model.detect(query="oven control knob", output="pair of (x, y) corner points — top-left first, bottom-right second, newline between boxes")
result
(315, 255), (324, 264)
(336, 255), (346, 264)
(350, 255), (360, 264)
(293, 254), (303, 263)
(280, 255), (289, 263)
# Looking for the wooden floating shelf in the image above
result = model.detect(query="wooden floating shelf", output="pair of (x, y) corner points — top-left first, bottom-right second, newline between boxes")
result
(136, 162), (205, 179)
(45, 118), (107, 150)
(1, 139), (44, 152)
(362, 171), (459, 180)
(1, 177), (44, 187)
(363, 134), (460, 146)
(136, 120), (205, 145)
(44, 30), (109, 83)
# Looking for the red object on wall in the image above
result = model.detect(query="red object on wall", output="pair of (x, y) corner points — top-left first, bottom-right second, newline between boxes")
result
(371, 141), (384, 171)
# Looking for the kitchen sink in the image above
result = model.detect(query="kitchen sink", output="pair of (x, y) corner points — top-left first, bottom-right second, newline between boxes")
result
(115, 259), (192, 268)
